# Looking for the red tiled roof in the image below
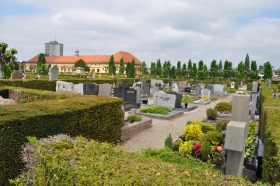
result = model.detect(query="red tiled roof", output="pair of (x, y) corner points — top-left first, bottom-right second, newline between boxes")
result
(27, 51), (142, 65)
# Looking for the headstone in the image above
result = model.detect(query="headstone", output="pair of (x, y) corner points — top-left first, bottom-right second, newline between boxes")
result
(49, 65), (59, 80)
(115, 80), (130, 102)
(130, 108), (137, 116)
(153, 91), (176, 108)
(201, 89), (211, 99)
(198, 84), (205, 90)
(11, 70), (24, 79)
(140, 77), (146, 90)
(133, 87), (141, 104)
(225, 121), (247, 176)
(92, 72), (96, 78)
(166, 91), (182, 108)
(231, 95), (250, 122)
(83, 83), (99, 95)
(250, 82), (259, 120)
(143, 84), (151, 95)
(178, 81), (188, 92)
(98, 74), (102, 78)
(171, 83), (179, 93)
(74, 83), (84, 94)
(152, 87), (159, 94)
(125, 88), (137, 103)
(134, 81), (142, 89)
(98, 83), (112, 97)
(268, 79), (271, 89)
(231, 82), (235, 88)
(213, 84), (224, 94)
(56, 81), (75, 92)
(151, 79), (163, 88)
(207, 84), (214, 94)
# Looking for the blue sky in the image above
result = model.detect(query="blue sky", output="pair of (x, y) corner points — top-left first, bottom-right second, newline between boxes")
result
(1, 0), (280, 69)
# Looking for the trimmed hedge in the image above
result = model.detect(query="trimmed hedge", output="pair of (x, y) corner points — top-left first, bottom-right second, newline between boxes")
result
(0, 95), (123, 185)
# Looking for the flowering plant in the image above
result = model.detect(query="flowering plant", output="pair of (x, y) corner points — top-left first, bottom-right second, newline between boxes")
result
(213, 146), (223, 152)
(202, 96), (209, 101)
(192, 143), (201, 153)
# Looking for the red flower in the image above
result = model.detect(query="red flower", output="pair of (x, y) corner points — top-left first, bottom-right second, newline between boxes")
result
(192, 143), (202, 153)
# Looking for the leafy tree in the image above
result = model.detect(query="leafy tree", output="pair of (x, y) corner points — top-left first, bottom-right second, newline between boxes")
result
(118, 57), (125, 75)
(203, 64), (208, 71)
(150, 62), (156, 76)
(245, 54), (250, 71)
(0, 42), (18, 78)
(170, 66), (176, 79)
(156, 59), (162, 75)
(187, 59), (192, 71)
(126, 62), (131, 77)
(258, 65), (264, 72)
(251, 60), (258, 79)
(182, 63), (187, 76)
(163, 61), (171, 78)
(37, 53), (48, 75)
(198, 60), (203, 71)
(108, 55), (116, 75)
(198, 70), (205, 80)
(218, 60), (223, 70)
(176, 61), (182, 77)
(192, 63), (197, 77)
(237, 61), (245, 79)
(210, 60), (218, 70)
(140, 61), (148, 75)
(263, 62), (273, 80)
(130, 58), (136, 78)
(74, 59), (90, 71)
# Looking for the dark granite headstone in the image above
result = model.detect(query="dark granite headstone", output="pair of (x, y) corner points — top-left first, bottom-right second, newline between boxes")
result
(207, 84), (214, 94)
(143, 84), (151, 94)
(125, 89), (137, 103)
(166, 91), (182, 108)
(83, 83), (99, 95)
(113, 87), (122, 98)
(140, 77), (146, 90)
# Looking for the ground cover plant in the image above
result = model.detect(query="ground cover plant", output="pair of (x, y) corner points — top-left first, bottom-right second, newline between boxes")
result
(140, 105), (171, 115)
(11, 134), (256, 185)
(125, 115), (142, 123)
(181, 97), (196, 103)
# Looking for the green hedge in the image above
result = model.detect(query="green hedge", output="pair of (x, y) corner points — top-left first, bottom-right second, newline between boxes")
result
(0, 96), (123, 185)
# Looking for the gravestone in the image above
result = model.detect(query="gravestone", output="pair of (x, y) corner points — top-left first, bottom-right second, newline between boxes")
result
(171, 83), (179, 93)
(133, 87), (141, 104)
(140, 77), (146, 89)
(152, 87), (159, 94)
(250, 82), (259, 120)
(98, 83), (112, 97)
(92, 72), (96, 78)
(11, 70), (24, 80)
(98, 74), (102, 78)
(125, 88), (137, 103)
(56, 81), (75, 92)
(178, 81), (188, 92)
(0, 69), (3, 79)
(207, 84), (214, 94)
(166, 91), (182, 108)
(74, 83), (84, 94)
(231, 82), (235, 88)
(153, 91), (176, 108)
(134, 81), (142, 89)
(225, 95), (250, 177)
(49, 65), (59, 80)
(194, 84), (201, 91)
(143, 84), (151, 95)
(151, 79), (163, 88)
(213, 84), (224, 94)
(201, 89), (211, 99)
(83, 83), (99, 95)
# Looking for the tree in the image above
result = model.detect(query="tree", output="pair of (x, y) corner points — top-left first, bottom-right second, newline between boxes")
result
(182, 63), (187, 76)
(203, 64), (208, 71)
(237, 61), (245, 79)
(210, 60), (218, 70)
(156, 59), (162, 75)
(187, 59), (192, 77)
(130, 58), (136, 78)
(176, 61), (182, 78)
(126, 62), (131, 77)
(74, 59), (90, 72)
(263, 62), (273, 80)
(245, 54), (250, 71)
(192, 63), (197, 77)
(118, 57), (125, 75)
(108, 55), (116, 75)
(251, 60), (258, 79)
(198, 60), (204, 71)
(170, 66), (176, 79)
(218, 60), (223, 70)
(140, 61), (148, 75)
(0, 42), (18, 78)
(150, 62), (156, 76)
(163, 61), (171, 78)
(37, 53), (48, 75)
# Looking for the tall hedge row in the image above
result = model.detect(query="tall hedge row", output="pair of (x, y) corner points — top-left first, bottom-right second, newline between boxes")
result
(0, 95), (123, 185)
(260, 83), (280, 184)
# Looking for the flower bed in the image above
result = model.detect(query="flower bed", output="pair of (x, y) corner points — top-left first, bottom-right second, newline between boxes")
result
(140, 105), (171, 115)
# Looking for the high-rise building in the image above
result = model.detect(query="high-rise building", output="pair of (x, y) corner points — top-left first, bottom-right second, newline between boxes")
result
(45, 41), (63, 56)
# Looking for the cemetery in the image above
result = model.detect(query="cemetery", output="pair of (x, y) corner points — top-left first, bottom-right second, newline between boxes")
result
(0, 65), (280, 185)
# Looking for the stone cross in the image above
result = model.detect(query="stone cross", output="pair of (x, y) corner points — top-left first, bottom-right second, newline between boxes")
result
(250, 82), (259, 120)
(225, 95), (250, 177)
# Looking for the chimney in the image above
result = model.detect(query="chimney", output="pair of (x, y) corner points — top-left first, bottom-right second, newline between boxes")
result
(75, 50), (79, 57)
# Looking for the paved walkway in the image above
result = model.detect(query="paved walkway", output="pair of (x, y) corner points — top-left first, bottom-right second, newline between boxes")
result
(121, 93), (234, 152)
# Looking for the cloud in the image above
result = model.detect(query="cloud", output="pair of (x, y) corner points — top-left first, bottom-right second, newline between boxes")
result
(1, 0), (280, 69)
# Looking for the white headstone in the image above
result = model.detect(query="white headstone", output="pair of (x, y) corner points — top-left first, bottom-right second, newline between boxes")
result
(151, 79), (163, 88)
(49, 65), (59, 80)
(201, 89), (211, 98)
(92, 72), (96, 78)
(74, 83), (84, 94)
(172, 83), (179, 93)
(153, 91), (176, 108)
(231, 82), (235, 88)
(213, 84), (224, 94)
(98, 83), (112, 97)
(56, 81), (75, 92)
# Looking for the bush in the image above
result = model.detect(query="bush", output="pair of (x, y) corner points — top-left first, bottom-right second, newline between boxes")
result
(189, 121), (215, 133)
(214, 102), (232, 112)
(173, 138), (183, 150)
(140, 105), (171, 115)
(215, 120), (228, 132)
(164, 133), (173, 149)
(206, 108), (217, 120)
(230, 88), (236, 93)
(126, 115), (142, 122)
(204, 131), (223, 146)
(181, 97), (196, 103)
(201, 141), (213, 161)
(179, 141), (193, 157)
(183, 124), (202, 142)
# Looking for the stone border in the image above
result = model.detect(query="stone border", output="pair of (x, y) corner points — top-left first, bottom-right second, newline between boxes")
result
(173, 105), (198, 112)
(138, 110), (184, 120)
(121, 117), (153, 141)
(193, 100), (211, 105)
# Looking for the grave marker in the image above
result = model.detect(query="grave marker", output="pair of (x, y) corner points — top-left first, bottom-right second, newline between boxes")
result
(166, 91), (182, 108)
(153, 91), (176, 108)
(172, 83), (179, 93)
(250, 82), (259, 120)
(83, 83), (99, 95)
(201, 89), (211, 98)
(11, 70), (24, 80)
(98, 83), (112, 97)
(49, 65), (59, 80)
(56, 81), (75, 92)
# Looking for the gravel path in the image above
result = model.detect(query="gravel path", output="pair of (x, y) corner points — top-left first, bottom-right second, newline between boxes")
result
(121, 94), (234, 152)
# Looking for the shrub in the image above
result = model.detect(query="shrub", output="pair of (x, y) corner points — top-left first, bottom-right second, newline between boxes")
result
(139, 105), (171, 115)
(189, 121), (215, 133)
(164, 133), (173, 149)
(230, 88), (236, 93)
(126, 115), (142, 122)
(183, 124), (202, 142)
(201, 141), (213, 160)
(204, 131), (223, 146)
(206, 108), (217, 120)
(179, 141), (193, 157)
(173, 138), (183, 150)
(214, 102), (232, 112)
(215, 120), (228, 132)
(181, 97), (196, 103)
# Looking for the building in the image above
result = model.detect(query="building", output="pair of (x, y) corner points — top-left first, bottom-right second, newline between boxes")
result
(45, 41), (63, 56)
(26, 51), (143, 74)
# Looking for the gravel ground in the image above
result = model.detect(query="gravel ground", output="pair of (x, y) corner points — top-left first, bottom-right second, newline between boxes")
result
(121, 93), (234, 152)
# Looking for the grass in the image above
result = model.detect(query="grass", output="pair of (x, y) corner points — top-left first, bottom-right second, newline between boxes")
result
(140, 105), (172, 115)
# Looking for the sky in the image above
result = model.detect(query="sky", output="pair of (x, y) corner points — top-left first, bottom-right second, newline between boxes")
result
(1, 0), (280, 69)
